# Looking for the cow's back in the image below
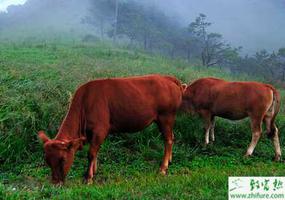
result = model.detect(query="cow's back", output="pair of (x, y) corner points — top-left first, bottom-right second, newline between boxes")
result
(81, 75), (183, 132)
(185, 77), (274, 119)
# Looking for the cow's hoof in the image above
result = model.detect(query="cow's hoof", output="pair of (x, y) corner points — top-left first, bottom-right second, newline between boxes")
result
(54, 182), (64, 187)
(159, 169), (168, 176)
(83, 178), (93, 185)
(243, 154), (251, 159)
(202, 142), (210, 149)
(273, 155), (281, 162)
(204, 143), (209, 147)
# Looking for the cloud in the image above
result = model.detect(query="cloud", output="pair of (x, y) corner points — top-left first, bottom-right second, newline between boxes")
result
(0, 0), (27, 12)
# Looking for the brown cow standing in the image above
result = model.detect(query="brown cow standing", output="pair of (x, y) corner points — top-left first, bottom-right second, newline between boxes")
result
(38, 74), (184, 184)
(182, 77), (281, 161)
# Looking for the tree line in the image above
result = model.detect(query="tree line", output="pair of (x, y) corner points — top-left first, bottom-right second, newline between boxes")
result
(83, 0), (285, 84)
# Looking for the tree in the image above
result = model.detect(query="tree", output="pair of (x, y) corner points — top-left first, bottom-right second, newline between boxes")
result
(219, 46), (242, 71)
(115, 1), (147, 47)
(83, 0), (116, 40)
(277, 48), (285, 81)
(189, 14), (228, 67)
(115, 1), (181, 52)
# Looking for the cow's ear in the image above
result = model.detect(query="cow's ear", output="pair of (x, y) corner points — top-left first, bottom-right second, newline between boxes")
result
(66, 137), (86, 151)
(38, 131), (50, 144)
(181, 83), (187, 92)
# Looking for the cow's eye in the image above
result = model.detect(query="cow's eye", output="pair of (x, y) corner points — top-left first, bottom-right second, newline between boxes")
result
(45, 159), (51, 166)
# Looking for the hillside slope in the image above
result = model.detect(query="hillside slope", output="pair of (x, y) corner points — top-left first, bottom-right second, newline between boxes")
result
(1, 42), (285, 199)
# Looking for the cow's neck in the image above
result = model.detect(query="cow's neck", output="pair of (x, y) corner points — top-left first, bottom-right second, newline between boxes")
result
(55, 97), (84, 141)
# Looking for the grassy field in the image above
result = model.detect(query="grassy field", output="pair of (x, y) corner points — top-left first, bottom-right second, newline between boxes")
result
(1, 42), (285, 199)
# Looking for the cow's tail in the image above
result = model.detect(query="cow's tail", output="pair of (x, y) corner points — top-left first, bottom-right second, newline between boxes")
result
(267, 85), (281, 138)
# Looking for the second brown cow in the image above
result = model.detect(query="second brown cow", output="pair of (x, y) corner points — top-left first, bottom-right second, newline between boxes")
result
(182, 77), (281, 161)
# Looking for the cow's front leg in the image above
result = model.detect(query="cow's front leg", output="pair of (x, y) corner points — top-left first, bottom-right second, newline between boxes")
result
(205, 125), (211, 145)
(157, 114), (175, 175)
(200, 110), (212, 145)
(168, 132), (175, 164)
(85, 130), (107, 184)
(85, 144), (100, 184)
(210, 117), (215, 142)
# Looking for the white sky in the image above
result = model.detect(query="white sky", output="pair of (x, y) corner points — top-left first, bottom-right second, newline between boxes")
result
(0, 0), (27, 12)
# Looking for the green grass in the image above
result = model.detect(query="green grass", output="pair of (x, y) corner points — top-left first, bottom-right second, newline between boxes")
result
(1, 42), (285, 199)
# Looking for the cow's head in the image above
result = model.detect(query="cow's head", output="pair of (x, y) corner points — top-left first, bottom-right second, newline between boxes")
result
(38, 131), (85, 185)
(180, 83), (194, 113)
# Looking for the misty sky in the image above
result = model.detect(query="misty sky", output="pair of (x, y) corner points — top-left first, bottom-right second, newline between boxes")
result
(1, 0), (284, 54)
(0, 0), (26, 12)
(149, 0), (285, 54)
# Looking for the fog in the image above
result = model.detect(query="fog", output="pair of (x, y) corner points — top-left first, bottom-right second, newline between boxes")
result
(0, 0), (91, 40)
(1, 0), (285, 54)
(144, 0), (285, 54)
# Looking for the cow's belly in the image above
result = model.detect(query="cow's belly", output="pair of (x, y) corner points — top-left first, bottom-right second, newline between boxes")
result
(110, 110), (157, 133)
(212, 102), (248, 120)
(215, 111), (248, 120)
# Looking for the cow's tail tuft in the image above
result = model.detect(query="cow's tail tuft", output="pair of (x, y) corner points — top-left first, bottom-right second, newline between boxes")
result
(267, 85), (281, 138)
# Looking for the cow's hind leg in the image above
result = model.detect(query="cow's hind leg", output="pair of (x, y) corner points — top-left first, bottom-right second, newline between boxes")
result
(245, 117), (262, 157)
(85, 128), (108, 184)
(271, 124), (281, 161)
(157, 114), (175, 175)
(264, 116), (281, 161)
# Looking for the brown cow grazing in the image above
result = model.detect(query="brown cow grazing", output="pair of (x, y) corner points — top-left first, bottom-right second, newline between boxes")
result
(182, 77), (281, 161)
(38, 74), (184, 184)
